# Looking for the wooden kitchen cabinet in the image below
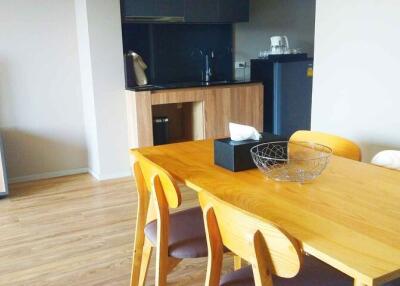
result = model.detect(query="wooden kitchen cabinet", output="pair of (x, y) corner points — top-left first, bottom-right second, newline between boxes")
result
(203, 87), (232, 139)
(126, 83), (263, 148)
(230, 84), (264, 130)
(204, 84), (263, 138)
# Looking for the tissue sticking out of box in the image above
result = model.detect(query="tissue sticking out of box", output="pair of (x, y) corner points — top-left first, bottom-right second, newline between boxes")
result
(229, 122), (261, 141)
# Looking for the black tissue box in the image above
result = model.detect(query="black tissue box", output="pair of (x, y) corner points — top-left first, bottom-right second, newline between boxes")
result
(214, 132), (287, 172)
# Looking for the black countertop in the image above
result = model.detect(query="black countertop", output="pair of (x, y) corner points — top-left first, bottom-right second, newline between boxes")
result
(126, 80), (261, 92)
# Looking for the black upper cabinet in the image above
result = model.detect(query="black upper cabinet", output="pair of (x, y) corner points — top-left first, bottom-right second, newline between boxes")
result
(184, 0), (219, 22)
(157, 0), (184, 17)
(123, 0), (156, 17)
(122, 0), (183, 19)
(218, 0), (249, 22)
(185, 0), (250, 23)
(122, 0), (249, 23)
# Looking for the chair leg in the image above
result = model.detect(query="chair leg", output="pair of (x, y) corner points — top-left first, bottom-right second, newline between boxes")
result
(131, 162), (152, 286)
(153, 176), (170, 286)
(138, 239), (153, 286)
(130, 229), (147, 286)
(354, 280), (369, 286)
(155, 244), (169, 286)
(234, 255), (242, 270)
(130, 245), (143, 286)
(167, 257), (182, 274)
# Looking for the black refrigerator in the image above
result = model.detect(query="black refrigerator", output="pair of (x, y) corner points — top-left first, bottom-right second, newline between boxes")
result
(251, 56), (313, 138)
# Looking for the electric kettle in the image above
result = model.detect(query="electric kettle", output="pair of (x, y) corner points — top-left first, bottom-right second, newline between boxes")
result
(270, 36), (290, 55)
(128, 51), (148, 86)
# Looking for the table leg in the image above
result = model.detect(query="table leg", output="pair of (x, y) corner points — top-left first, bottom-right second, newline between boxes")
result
(354, 279), (371, 286)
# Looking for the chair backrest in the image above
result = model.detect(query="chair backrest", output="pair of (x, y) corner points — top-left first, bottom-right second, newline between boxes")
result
(132, 150), (181, 209)
(290, 130), (362, 161)
(199, 191), (302, 286)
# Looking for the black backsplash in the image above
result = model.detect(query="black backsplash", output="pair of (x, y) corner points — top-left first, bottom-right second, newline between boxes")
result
(122, 23), (233, 86)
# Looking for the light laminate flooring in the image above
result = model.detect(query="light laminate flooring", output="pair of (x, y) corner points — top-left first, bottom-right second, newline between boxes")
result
(0, 174), (233, 286)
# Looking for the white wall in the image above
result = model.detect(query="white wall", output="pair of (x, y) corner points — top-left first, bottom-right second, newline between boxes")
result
(75, 0), (101, 178)
(75, 0), (130, 180)
(313, 0), (400, 161)
(234, 0), (316, 79)
(0, 0), (88, 181)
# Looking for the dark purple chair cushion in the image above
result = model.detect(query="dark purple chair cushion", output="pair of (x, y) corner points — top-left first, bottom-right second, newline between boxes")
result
(220, 266), (254, 286)
(220, 254), (354, 286)
(385, 278), (400, 286)
(144, 206), (208, 259)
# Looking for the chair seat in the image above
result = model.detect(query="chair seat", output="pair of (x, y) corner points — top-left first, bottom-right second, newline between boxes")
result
(385, 278), (400, 286)
(144, 206), (208, 259)
(220, 254), (354, 286)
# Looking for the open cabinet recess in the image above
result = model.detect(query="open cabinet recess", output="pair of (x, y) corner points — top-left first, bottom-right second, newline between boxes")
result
(152, 102), (204, 145)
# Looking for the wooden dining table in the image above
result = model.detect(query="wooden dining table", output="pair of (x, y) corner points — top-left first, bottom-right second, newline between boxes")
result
(132, 139), (400, 286)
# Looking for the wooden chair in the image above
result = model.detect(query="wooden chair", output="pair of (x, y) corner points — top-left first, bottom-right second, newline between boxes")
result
(199, 191), (354, 286)
(290, 130), (362, 161)
(130, 151), (208, 286)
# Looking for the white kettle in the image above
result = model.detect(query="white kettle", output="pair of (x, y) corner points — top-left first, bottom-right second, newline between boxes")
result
(270, 36), (290, 55)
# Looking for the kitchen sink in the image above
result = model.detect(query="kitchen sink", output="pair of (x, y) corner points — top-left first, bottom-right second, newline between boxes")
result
(200, 80), (230, 85)
(133, 84), (163, 91)
(131, 80), (242, 91)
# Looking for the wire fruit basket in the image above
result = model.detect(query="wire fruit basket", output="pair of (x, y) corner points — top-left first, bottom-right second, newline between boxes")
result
(250, 141), (332, 183)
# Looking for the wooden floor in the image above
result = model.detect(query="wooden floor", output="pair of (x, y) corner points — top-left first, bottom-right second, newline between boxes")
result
(0, 174), (233, 286)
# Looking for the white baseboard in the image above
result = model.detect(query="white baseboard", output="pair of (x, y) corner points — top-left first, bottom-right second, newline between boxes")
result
(89, 169), (132, 181)
(8, 168), (132, 184)
(88, 169), (100, 180)
(8, 168), (89, 184)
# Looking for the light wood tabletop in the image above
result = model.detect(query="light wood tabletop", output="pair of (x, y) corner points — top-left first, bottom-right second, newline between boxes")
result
(132, 140), (400, 286)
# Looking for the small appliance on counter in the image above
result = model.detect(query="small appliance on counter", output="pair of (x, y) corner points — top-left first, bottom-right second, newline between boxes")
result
(258, 36), (304, 59)
(127, 51), (148, 86)
(270, 35), (290, 54)
(153, 117), (169, 146)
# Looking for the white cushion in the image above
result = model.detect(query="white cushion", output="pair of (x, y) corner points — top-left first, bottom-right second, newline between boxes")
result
(371, 150), (400, 171)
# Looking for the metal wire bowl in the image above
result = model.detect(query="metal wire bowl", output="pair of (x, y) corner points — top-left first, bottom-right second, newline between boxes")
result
(250, 141), (332, 183)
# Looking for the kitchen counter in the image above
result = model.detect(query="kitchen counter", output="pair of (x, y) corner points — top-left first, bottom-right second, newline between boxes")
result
(126, 82), (264, 147)
(126, 79), (260, 92)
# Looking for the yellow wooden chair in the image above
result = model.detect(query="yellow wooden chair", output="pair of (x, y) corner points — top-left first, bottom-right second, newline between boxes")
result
(199, 191), (353, 286)
(290, 130), (362, 161)
(130, 151), (208, 286)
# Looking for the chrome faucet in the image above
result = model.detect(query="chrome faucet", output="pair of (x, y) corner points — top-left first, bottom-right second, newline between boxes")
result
(204, 51), (214, 82)
(191, 48), (215, 82)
